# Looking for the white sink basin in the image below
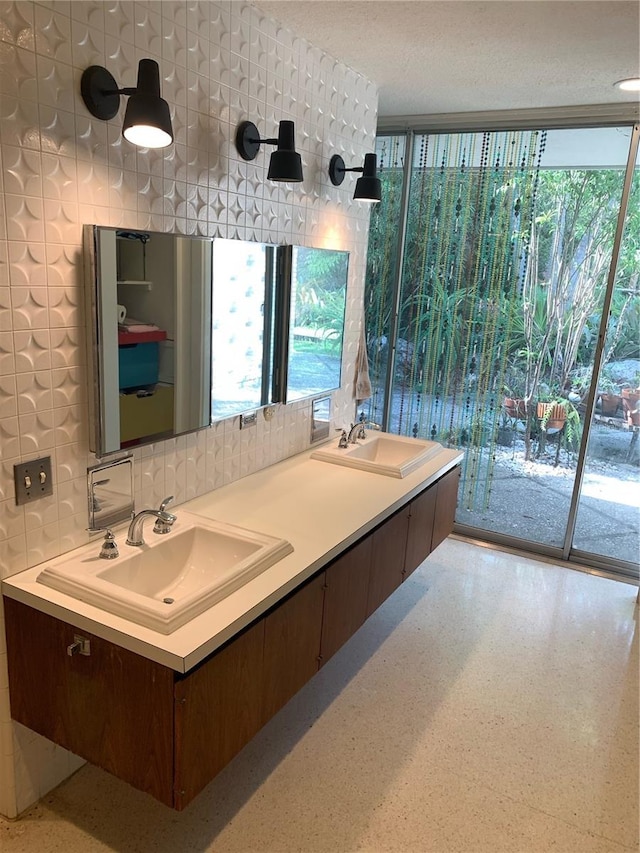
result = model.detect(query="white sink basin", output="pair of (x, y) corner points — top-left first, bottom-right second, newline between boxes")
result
(311, 432), (443, 478)
(37, 513), (293, 634)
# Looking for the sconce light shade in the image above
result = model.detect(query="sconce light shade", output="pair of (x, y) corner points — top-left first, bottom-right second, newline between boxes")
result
(353, 153), (382, 203)
(122, 60), (173, 148)
(235, 120), (303, 182)
(81, 59), (173, 149)
(329, 152), (381, 203)
(267, 121), (303, 182)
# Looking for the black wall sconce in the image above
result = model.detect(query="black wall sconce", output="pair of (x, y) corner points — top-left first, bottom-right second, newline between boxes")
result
(235, 120), (303, 182)
(329, 153), (381, 202)
(81, 59), (174, 149)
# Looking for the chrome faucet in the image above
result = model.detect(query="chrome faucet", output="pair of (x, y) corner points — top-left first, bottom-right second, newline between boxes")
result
(347, 422), (365, 443)
(346, 418), (382, 444)
(126, 496), (177, 547)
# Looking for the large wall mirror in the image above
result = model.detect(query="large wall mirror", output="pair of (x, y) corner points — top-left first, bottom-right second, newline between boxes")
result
(85, 226), (212, 455)
(86, 227), (350, 455)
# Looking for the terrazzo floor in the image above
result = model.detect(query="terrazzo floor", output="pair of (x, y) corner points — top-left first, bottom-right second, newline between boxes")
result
(2, 537), (638, 853)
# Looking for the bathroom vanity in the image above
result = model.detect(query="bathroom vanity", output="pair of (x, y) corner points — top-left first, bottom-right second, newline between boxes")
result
(3, 444), (462, 810)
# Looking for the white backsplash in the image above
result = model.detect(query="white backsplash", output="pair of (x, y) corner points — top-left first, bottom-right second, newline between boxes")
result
(0, 0), (378, 817)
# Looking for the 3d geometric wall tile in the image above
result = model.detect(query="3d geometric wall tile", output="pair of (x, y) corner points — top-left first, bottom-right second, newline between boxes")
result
(0, 0), (378, 818)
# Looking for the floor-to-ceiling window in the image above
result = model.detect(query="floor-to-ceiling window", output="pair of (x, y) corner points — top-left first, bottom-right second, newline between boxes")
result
(362, 119), (639, 580)
(571, 140), (640, 567)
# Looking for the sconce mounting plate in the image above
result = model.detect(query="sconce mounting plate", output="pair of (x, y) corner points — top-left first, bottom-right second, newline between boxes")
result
(329, 154), (346, 186)
(81, 65), (120, 121)
(236, 120), (261, 161)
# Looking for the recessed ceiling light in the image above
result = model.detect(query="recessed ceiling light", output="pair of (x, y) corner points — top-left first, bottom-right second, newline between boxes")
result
(614, 77), (640, 92)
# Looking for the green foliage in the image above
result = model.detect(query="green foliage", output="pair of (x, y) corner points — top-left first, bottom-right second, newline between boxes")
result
(295, 247), (349, 293)
(538, 398), (582, 452)
(294, 287), (346, 354)
(598, 376), (621, 394)
(364, 129), (639, 483)
(293, 247), (348, 355)
(604, 275), (640, 361)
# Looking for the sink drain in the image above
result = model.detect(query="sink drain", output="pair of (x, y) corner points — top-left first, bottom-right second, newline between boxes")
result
(163, 597), (175, 605)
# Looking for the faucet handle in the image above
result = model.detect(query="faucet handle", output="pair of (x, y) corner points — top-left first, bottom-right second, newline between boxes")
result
(154, 496), (177, 535)
(98, 529), (119, 560)
(158, 495), (174, 512)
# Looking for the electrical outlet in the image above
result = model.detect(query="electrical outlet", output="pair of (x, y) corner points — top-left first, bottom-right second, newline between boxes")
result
(14, 456), (54, 505)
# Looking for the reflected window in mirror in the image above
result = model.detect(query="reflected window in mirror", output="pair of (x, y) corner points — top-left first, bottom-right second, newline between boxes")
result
(277, 246), (349, 404)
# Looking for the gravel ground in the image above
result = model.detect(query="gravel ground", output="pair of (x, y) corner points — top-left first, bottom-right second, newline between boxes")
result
(456, 425), (639, 566)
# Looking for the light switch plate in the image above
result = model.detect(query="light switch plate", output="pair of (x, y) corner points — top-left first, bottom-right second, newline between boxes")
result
(14, 456), (54, 505)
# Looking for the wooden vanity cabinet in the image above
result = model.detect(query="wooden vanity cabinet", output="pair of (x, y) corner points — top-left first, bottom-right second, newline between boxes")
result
(431, 465), (461, 551)
(404, 485), (437, 579)
(174, 619), (265, 810)
(405, 465), (460, 574)
(4, 464), (460, 811)
(366, 506), (409, 617)
(261, 572), (326, 720)
(319, 535), (373, 666)
(4, 597), (176, 807)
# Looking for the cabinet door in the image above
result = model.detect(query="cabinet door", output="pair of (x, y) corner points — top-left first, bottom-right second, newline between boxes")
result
(4, 597), (175, 807)
(431, 466), (460, 551)
(366, 507), (409, 617)
(174, 619), (265, 810)
(404, 485), (437, 578)
(319, 535), (373, 666)
(262, 572), (325, 722)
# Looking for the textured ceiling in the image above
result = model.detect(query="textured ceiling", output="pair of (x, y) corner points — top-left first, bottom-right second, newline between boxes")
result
(252, 1), (640, 117)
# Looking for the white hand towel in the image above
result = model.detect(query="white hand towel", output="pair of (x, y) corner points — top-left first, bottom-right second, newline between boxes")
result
(355, 322), (372, 402)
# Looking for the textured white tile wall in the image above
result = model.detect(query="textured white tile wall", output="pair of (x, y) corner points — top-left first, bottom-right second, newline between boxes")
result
(0, 0), (378, 818)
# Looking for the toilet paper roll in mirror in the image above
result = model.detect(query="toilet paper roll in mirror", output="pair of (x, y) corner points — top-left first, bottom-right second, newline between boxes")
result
(117, 304), (127, 323)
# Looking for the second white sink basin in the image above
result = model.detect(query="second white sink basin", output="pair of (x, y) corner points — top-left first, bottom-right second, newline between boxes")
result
(37, 513), (293, 634)
(311, 432), (443, 478)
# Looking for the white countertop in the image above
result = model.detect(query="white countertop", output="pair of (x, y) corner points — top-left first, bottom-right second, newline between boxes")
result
(2, 441), (463, 673)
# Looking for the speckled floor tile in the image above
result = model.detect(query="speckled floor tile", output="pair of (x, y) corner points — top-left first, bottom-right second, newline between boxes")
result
(1, 538), (637, 853)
